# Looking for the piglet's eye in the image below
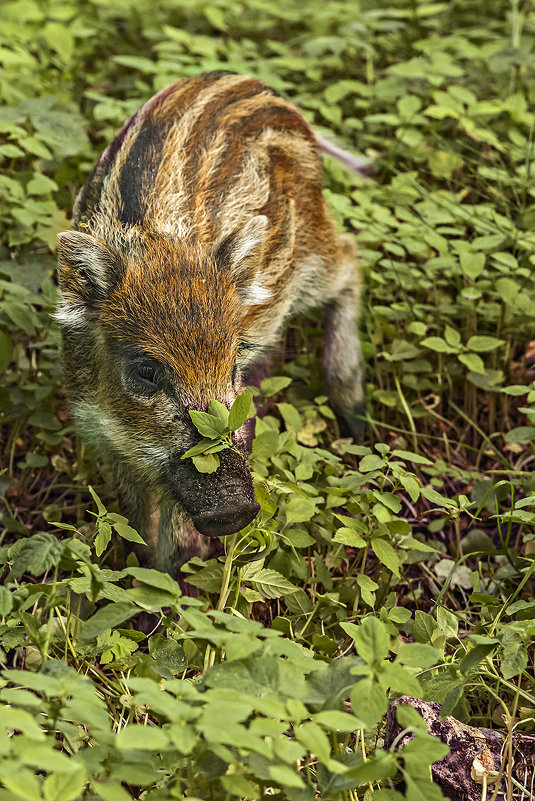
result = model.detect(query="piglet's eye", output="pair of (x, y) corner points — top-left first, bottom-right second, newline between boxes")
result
(135, 363), (158, 390)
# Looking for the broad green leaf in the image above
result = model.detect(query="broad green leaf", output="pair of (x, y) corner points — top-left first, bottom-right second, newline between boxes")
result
(112, 521), (146, 545)
(458, 352), (485, 374)
(124, 567), (180, 594)
(0, 585), (13, 615)
(260, 376), (292, 396)
(420, 337), (458, 354)
(295, 721), (331, 763)
(148, 634), (187, 674)
(313, 710), (363, 731)
(505, 426), (535, 444)
(392, 450), (433, 465)
(192, 452), (220, 473)
(460, 251), (485, 279)
(189, 409), (228, 438)
(278, 402), (302, 430)
(80, 602), (137, 640)
(359, 454), (386, 472)
(372, 538), (400, 576)
(343, 616), (390, 664)
(252, 569), (299, 599)
(396, 643), (441, 668)
(116, 725), (170, 751)
(43, 766), (87, 801)
(345, 750), (398, 783)
(0, 766), (42, 801)
(11, 532), (64, 577)
(228, 393), (254, 430)
(396, 703), (427, 731)
(0, 330), (13, 372)
(466, 335), (505, 352)
(94, 520), (112, 557)
(286, 494), (316, 524)
(92, 780), (133, 801)
(332, 527), (366, 547)
(350, 678), (388, 729)
(459, 642), (496, 674)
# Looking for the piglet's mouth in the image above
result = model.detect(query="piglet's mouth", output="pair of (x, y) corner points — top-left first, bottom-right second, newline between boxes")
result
(193, 502), (260, 538)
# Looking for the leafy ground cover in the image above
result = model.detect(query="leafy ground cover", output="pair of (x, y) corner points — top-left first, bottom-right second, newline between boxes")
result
(1, 0), (535, 799)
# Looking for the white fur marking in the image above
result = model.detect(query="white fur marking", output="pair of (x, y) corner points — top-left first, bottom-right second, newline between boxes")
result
(52, 303), (88, 328)
(242, 277), (273, 305)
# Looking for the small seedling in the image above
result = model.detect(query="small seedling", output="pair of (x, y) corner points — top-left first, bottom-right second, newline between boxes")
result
(181, 393), (255, 473)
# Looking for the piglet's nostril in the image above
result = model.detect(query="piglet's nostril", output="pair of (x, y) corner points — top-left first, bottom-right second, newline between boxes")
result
(193, 502), (260, 538)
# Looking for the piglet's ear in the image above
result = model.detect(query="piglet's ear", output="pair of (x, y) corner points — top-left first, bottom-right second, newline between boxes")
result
(56, 231), (121, 325)
(214, 215), (268, 276)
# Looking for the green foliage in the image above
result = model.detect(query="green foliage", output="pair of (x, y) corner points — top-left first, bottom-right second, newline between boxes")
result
(2, 0), (535, 798)
(183, 394), (255, 473)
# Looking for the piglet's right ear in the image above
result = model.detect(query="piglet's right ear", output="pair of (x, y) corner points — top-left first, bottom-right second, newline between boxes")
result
(56, 230), (121, 312)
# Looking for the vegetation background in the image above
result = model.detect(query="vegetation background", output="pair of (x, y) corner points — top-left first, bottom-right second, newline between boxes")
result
(1, 0), (535, 799)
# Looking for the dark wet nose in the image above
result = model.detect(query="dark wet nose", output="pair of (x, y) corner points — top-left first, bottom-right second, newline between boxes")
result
(193, 502), (260, 538)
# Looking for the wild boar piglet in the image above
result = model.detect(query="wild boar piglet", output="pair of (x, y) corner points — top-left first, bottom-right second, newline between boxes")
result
(56, 71), (365, 576)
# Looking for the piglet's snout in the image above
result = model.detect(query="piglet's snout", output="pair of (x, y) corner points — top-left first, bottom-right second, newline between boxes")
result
(170, 445), (259, 538)
(193, 501), (260, 539)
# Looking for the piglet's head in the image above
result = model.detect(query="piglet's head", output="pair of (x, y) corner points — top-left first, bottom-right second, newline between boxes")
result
(55, 219), (269, 539)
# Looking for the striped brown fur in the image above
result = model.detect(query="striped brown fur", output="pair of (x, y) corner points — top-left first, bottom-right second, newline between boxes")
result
(56, 72), (365, 579)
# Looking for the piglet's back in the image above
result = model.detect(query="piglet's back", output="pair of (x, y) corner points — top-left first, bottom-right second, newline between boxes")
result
(73, 72), (327, 257)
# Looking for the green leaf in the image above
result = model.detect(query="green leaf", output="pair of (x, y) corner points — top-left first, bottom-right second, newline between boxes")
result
(278, 402), (302, 430)
(396, 703), (427, 731)
(505, 426), (535, 444)
(182, 439), (227, 459)
(295, 721), (331, 763)
(0, 585), (13, 615)
(420, 337), (458, 354)
(112, 521), (146, 545)
(345, 751), (398, 785)
(396, 643), (441, 668)
(189, 409), (228, 438)
(437, 607), (459, 637)
(356, 574), (378, 607)
(148, 633), (187, 674)
(11, 532), (64, 577)
(88, 485), (107, 516)
(350, 678), (388, 729)
(372, 538), (400, 576)
(359, 454), (386, 472)
(228, 393), (254, 430)
(92, 781), (134, 801)
(458, 352), (485, 374)
(332, 527), (366, 547)
(252, 569), (299, 599)
(312, 710), (362, 732)
(0, 330), (13, 372)
(460, 251), (485, 279)
(466, 335), (505, 352)
(343, 616), (390, 664)
(268, 764), (304, 789)
(0, 766), (42, 801)
(192, 452), (220, 473)
(260, 376), (292, 396)
(43, 767), (87, 801)
(27, 173), (58, 195)
(80, 602), (137, 640)
(185, 561), (225, 592)
(116, 725), (170, 751)
(286, 494), (317, 524)
(459, 642), (496, 674)
(95, 520), (112, 556)
(392, 450), (433, 465)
